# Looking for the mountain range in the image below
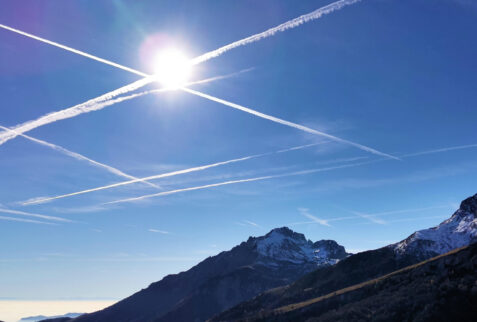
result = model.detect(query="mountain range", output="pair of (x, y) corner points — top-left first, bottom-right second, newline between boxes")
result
(213, 193), (477, 321)
(50, 193), (477, 322)
(69, 227), (348, 322)
(218, 243), (477, 321)
(20, 313), (83, 322)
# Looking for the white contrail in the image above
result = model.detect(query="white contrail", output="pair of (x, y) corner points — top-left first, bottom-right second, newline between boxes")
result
(354, 205), (452, 220)
(350, 211), (386, 225)
(0, 207), (72, 223)
(105, 175), (275, 204)
(311, 206), (442, 223)
(104, 161), (373, 205)
(1, 0), (360, 70)
(186, 68), (255, 86)
(18, 140), (475, 206)
(401, 144), (477, 158)
(0, 0), (360, 144)
(276, 142), (326, 153)
(181, 87), (398, 160)
(190, 0), (361, 65)
(0, 77), (154, 146)
(0, 0), (362, 145)
(148, 229), (170, 234)
(20, 142), (325, 205)
(289, 205), (451, 226)
(374, 215), (448, 224)
(0, 23), (147, 77)
(0, 215), (56, 225)
(298, 208), (330, 226)
(0, 69), (252, 146)
(0, 125), (160, 189)
(243, 220), (261, 227)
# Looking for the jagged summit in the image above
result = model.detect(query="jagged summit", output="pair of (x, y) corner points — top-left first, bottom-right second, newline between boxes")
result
(393, 193), (477, 259)
(250, 227), (349, 267)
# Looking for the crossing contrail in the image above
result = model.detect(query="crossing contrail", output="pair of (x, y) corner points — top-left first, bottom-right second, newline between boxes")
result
(0, 0), (363, 146)
(0, 207), (72, 223)
(103, 161), (372, 205)
(104, 175), (275, 205)
(0, 23), (147, 77)
(0, 77), (154, 146)
(98, 140), (477, 205)
(0, 70), (251, 146)
(0, 125), (160, 189)
(181, 87), (398, 160)
(19, 140), (474, 206)
(20, 142), (326, 205)
(190, 0), (361, 64)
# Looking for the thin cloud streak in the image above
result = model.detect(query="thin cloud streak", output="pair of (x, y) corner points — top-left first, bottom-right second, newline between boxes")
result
(21, 155), (270, 205)
(401, 144), (477, 157)
(0, 208), (72, 223)
(334, 205), (454, 223)
(0, 23), (147, 77)
(357, 205), (452, 219)
(186, 68), (255, 86)
(182, 87), (398, 160)
(350, 211), (386, 225)
(104, 175), (275, 205)
(288, 204), (451, 226)
(148, 229), (170, 234)
(243, 220), (261, 227)
(298, 208), (330, 226)
(376, 215), (449, 224)
(113, 153), (475, 207)
(20, 142), (326, 205)
(103, 161), (374, 205)
(19, 142), (473, 206)
(190, 0), (361, 64)
(0, 215), (56, 225)
(0, 125), (160, 189)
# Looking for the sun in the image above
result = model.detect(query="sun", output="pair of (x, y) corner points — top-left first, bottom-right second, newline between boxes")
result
(154, 48), (192, 89)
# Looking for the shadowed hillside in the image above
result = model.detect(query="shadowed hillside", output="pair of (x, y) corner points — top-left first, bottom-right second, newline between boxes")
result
(215, 243), (477, 321)
(212, 194), (477, 321)
(67, 228), (347, 322)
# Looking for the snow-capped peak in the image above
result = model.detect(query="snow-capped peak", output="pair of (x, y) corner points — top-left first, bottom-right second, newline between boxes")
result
(253, 227), (348, 266)
(393, 194), (477, 258)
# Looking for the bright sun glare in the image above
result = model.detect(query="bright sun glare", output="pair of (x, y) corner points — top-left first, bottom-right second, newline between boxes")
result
(154, 48), (192, 89)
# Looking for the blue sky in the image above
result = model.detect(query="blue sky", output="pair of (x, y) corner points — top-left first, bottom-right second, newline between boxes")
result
(0, 0), (476, 300)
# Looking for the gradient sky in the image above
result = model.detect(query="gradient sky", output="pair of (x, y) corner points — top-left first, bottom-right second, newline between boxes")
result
(1, 0), (476, 301)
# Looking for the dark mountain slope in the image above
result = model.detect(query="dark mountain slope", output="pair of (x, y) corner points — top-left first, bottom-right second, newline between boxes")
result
(236, 243), (477, 321)
(211, 246), (418, 321)
(72, 227), (348, 322)
(212, 193), (477, 321)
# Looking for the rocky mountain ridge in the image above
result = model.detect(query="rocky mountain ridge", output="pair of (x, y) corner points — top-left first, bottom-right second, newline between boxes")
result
(212, 193), (477, 321)
(70, 227), (348, 322)
(393, 193), (477, 259)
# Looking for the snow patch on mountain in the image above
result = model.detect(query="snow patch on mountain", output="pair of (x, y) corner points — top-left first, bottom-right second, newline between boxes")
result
(254, 227), (348, 266)
(393, 194), (477, 257)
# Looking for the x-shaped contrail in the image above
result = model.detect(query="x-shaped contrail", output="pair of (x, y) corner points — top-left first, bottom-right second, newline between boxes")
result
(0, 0), (396, 160)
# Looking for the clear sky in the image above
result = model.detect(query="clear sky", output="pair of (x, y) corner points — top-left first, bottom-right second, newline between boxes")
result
(0, 0), (476, 301)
